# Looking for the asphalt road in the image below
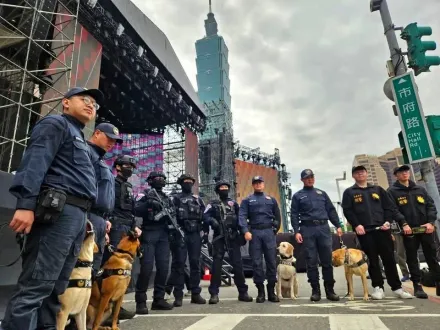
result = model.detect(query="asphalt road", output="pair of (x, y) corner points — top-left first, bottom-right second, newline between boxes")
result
(119, 267), (440, 330)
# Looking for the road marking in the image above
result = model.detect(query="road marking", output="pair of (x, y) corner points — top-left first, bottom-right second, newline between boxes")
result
(122, 313), (440, 317)
(182, 315), (246, 330)
(280, 300), (415, 311)
(329, 315), (389, 330)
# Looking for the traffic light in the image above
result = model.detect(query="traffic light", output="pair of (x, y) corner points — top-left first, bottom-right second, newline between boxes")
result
(425, 115), (440, 156)
(401, 23), (440, 76)
(398, 131), (409, 164)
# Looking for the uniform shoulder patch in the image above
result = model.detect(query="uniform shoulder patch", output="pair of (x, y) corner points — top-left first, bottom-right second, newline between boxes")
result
(265, 196), (271, 200)
(192, 194), (199, 198)
(315, 189), (323, 195)
(204, 204), (212, 213)
(227, 201), (234, 207)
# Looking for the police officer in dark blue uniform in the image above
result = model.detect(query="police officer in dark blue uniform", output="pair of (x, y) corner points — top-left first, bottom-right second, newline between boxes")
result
(87, 122), (122, 274)
(1, 87), (102, 330)
(135, 172), (174, 314)
(167, 174), (206, 306)
(291, 169), (342, 302)
(203, 180), (253, 304)
(238, 176), (281, 303)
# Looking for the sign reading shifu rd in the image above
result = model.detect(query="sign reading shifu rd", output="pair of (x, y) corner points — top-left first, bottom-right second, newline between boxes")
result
(391, 71), (435, 163)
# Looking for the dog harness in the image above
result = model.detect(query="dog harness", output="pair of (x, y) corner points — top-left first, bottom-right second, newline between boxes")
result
(278, 254), (296, 267)
(67, 260), (93, 289)
(344, 249), (369, 268)
(94, 247), (134, 291)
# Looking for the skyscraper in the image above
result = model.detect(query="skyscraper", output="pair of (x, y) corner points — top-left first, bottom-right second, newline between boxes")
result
(196, 1), (235, 201)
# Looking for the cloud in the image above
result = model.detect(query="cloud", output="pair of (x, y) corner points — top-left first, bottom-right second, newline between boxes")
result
(131, 0), (440, 200)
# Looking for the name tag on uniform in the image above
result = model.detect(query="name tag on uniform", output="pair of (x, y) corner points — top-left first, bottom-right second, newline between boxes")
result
(300, 196), (307, 200)
(75, 136), (84, 143)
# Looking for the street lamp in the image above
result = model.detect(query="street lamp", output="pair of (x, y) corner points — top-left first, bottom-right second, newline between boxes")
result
(336, 171), (347, 231)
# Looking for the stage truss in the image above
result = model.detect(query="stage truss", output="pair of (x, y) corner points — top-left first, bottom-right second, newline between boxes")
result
(0, 0), (80, 172)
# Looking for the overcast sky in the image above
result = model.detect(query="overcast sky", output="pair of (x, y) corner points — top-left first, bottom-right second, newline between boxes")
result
(131, 0), (440, 202)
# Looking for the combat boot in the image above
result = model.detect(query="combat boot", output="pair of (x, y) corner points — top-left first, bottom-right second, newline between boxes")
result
(238, 292), (253, 302)
(173, 297), (183, 307)
(310, 284), (321, 302)
(267, 283), (280, 303)
(256, 283), (266, 303)
(151, 299), (174, 310)
(436, 282), (440, 296)
(209, 294), (219, 304)
(118, 307), (136, 319)
(413, 283), (428, 299)
(191, 293), (207, 304)
(135, 302), (149, 315)
(324, 281), (340, 301)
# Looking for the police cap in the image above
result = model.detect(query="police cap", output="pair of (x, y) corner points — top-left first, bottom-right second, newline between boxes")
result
(114, 155), (136, 168)
(215, 180), (230, 192)
(95, 122), (122, 142)
(352, 165), (367, 174)
(393, 164), (411, 175)
(300, 169), (314, 179)
(147, 171), (166, 181)
(64, 87), (104, 105)
(252, 176), (264, 184)
(177, 173), (195, 185)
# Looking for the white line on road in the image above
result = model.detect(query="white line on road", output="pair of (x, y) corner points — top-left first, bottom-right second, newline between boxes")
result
(122, 313), (440, 318)
(329, 315), (389, 330)
(182, 315), (247, 330)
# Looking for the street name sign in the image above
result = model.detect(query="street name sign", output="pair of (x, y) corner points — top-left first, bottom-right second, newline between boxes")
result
(391, 71), (435, 163)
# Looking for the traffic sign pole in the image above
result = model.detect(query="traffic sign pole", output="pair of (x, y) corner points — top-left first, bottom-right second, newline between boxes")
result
(372, 0), (440, 241)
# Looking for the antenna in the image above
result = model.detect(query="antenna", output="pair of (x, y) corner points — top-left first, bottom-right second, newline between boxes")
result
(209, 0), (212, 13)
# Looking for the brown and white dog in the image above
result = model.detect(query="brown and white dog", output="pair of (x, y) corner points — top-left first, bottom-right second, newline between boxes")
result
(57, 221), (98, 330)
(276, 241), (299, 300)
(332, 248), (370, 301)
(86, 232), (141, 330)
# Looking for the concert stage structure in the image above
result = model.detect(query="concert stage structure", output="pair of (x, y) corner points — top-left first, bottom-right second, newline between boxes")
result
(234, 143), (292, 233)
(0, 0), (206, 289)
(0, 0), (205, 187)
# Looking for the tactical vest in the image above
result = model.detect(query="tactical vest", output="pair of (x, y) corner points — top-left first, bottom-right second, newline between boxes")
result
(145, 189), (175, 224)
(116, 176), (133, 211)
(212, 200), (237, 229)
(177, 193), (202, 233)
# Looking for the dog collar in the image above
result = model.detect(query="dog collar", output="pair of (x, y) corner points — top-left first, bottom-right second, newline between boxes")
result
(344, 249), (369, 268)
(75, 260), (94, 268)
(96, 268), (132, 279)
(278, 255), (296, 266)
(68, 279), (92, 288)
(115, 248), (135, 259)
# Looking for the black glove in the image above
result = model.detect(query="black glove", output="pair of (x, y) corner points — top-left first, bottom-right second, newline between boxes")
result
(202, 233), (209, 245)
(210, 218), (220, 231)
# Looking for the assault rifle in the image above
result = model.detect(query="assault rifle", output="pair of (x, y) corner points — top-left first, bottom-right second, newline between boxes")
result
(216, 202), (232, 252)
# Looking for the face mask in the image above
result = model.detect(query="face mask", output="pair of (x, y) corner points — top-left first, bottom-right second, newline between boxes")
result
(181, 182), (193, 194)
(218, 190), (229, 200)
(121, 168), (133, 178)
(151, 178), (166, 190)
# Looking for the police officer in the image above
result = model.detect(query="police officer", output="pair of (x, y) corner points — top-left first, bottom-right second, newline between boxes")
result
(105, 154), (141, 321)
(203, 180), (253, 304)
(387, 164), (440, 297)
(342, 165), (413, 300)
(238, 176), (281, 303)
(87, 123), (122, 274)
(291, 169), (341, 302)
(168, 174), (206, 306)
(135, 172), (174, 314)
(1, 87), (101, 330)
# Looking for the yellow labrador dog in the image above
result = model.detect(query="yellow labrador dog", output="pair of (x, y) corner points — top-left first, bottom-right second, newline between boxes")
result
(332, 248), (370, 301)
(276, 242), (298, 300)
(57, 221), (98, 330)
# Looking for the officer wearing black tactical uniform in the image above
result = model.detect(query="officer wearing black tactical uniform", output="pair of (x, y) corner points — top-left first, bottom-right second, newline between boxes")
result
(104, 154), (141, 320)
(387, 164), (440, 298)
(135, 172), (174, 314)
(342, 165), (413, 300)
(167, 174), (206, 306)
(1, 87), (102, 330)
(291, 169), (341, 302)
(203, 180), (253, 304)
(238, 176), (281, 303)
(87, 123), (122, 274)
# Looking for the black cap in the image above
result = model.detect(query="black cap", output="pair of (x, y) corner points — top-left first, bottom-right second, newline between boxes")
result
(215, 180), (230, 192)
(394, 164), (411, 175)
(301, 169), (314, 179)
(64, 87), (104, 105)
(352, 165), (367, 174)
(95, 122), (122, 142)
(252, 176), (264, 184)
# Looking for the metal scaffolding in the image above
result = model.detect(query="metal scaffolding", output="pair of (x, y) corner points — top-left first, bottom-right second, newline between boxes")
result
(0, 0), (80, 172)
(198, 100), (236, 202)
(163, 125), (186, 190)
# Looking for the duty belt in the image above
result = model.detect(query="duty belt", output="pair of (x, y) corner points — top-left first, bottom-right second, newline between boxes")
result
(250, 223), (273, 230)
(301, 220), (328, 226)
(89, 208), (107, 218)
(65, 194), (92, 212)
(111, 216), (133, 226)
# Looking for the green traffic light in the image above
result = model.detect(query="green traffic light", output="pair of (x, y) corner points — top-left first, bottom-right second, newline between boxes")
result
(425, 56), (440, 66)
(421, 41), (437, 51)
(417, 26), (433, 36)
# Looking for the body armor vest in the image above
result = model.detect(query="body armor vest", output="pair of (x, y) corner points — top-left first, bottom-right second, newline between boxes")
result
(116, 177), (133, 211)
(211, 200), (237, 230)
(177, 193), (202, 233)
(144, 189), (175, 224)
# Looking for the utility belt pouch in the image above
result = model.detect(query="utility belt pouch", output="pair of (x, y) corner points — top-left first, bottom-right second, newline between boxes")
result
(184, 220), (199, 233)
(35, 188), (67, 224)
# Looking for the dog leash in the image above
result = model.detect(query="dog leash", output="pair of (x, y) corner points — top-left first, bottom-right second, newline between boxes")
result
(339, 237), (347, 249)
(0, 222), (27, 267)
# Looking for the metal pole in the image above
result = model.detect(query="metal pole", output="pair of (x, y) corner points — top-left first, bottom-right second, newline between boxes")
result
(335, 171), (346, 231)
(374, 0), (440, 240)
